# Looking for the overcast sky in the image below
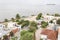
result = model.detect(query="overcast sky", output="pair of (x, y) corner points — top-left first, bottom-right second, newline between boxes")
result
(0, 0), (60, 21)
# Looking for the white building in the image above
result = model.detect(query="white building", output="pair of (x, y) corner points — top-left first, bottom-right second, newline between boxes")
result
(58, 27), (60, 40)
(0, 22), (21, 40)
(40, 34), (47, 40)
(0, 24), (5, 30)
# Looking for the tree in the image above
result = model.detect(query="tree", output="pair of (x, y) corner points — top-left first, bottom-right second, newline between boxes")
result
(49, 20), (53, 23)
(10, 31), (14, 37)
(54, 13), (60, 17)
(56, 19), (60, 25)
(11, 37), (17, 40)
(17, 19), (24, 25)
(4, 19), (8, 22)
(16, 14), (20, 19)
(29, 26), (36, 32)
(31, 14), (35, 16)
(29, 27), (36, 40)
(21, 20), (30, 28)
(11, 18), (15, 22)
(41, 21), (48, 28)
(30, 21), (38, 29)
(36, 13), (42, 20)
(40, 38), (43, 40)
(21, 31), (34, 40)
(21, 30), (28, 36)
(29, 21), (37, 40)
(47, 13), (49, 15)
(3, 35), (9, 40)
(16, 19), (20, 22)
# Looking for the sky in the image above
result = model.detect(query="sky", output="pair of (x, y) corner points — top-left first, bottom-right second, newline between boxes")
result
(0, 0), (60, 21)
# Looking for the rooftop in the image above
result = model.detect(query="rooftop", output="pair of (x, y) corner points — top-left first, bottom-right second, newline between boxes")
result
(41, 29), (58, 40)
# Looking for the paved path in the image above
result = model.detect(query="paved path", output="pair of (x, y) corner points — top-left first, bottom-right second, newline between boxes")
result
(35, 28), (42, 40)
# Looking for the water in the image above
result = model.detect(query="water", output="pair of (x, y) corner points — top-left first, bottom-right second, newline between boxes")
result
(0, 3), (60, 21)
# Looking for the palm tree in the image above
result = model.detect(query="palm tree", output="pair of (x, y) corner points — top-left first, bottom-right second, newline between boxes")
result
(29, 21), (38, 40)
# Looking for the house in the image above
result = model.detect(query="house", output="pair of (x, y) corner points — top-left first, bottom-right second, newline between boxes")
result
(57, 27), (60, 40)
(43, 15), (54, 22)
(40, 34), (47, 40)
(11, 27), (19, 34)
(0, 24), (5, 30)
(40, 29), (58, 40)
(7, 22), (17, 28)
(0, 22), (21, 40)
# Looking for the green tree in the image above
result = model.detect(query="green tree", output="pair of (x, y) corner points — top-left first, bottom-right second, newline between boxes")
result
(47, 13), (49, 15)
(21, 32), (34, 40)
(4, 19), (9, 22)
(10, 31), (14, 37)
(54, 13), (60, 17)
(56, 19), (60, 25)
(17, 19), (24, 25)
(41, 21), (48, 28)
(36, 13), (42, 20)
(16, 14), (20, 19)
(49, 20), (53, 23)
(21, 30), (28, 36)
(29, 26), (36, 32)
(3, 35), (8, 40)
(11, 18), (15, 22)
(30, 21), (38, 29)
(11, 37), (17, 40)
(29, 27), (36, 40)
(40, 38), (43, 40)
(16, 19), (20, 22)
(21, 20), (30, 28)
(29, 21), (37, 40)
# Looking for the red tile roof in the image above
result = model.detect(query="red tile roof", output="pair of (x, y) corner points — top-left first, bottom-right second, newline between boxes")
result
(12, 28), (19, 34)
(41, 29), (58, 40)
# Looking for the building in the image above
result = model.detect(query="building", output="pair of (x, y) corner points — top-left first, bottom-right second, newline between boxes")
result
(40, 34), (47, 40)
(57, 27), (60, 40)
(0, 22), (21, 40)
(40, 29), (58, 40)
(0, 24), (5, 30)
